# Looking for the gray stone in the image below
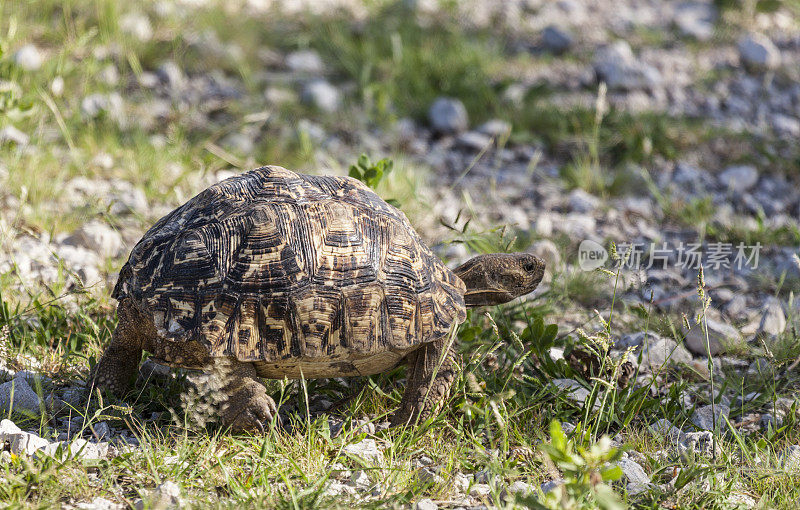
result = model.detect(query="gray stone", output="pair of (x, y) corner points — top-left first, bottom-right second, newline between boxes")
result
(551, 379), (593, 406)
(342, 439), (383, 462)
(92, 421), (111, 441)
(477, 119), (511, 138)
(674, 2), (716, 41)
(349, 469), (371, 489)
(428, 97), (469, 134)
(504, 480), (533, 496)
(618, 458), (651, 495)
(738, 33), (781, 71)
(149, 481), (182, 509)
(108, 182), (148, 216)
(541, 479), (564, 493)
(718, 165), (759, 193)
(542, 25), (574, 53)
(616, 331), (661, 349)
(593, 40), (662, 90)
(456, 131), (492, 151)
(683, 317), (740, 356)
(51, 76), (64, 96)
(120, 12), (153, 42)
(414, 498), (438, 510)
(691, 404), (730, 431)
(772, 113), (800, 137)
(779, 445), (800, 470)
(567, 189), (601, 213)
(0, 125), (30, 146)
(758, 299), (786, 336)
(529, 240), (561, 272)
(678, 431), (720, 458)
(301, 79), (340, 113)
(75, 497), (123, 510)
(638, 336), (692, 369)
(469, 483), (491, 497)
(156, 61), (185, 90)
(760, 413), (782, 430)
(649, 418), (685, 441)
(65, 221), (123, 258)
(13, 44), (44, 71)
(81, 93), (124, 120)
(285, 50), (324, 74)
(0, 377), (42, 415)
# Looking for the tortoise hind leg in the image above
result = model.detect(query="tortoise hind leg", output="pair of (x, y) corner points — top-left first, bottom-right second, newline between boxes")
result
(218, 359), (279, 434)
(90, 299), (144, 395)
(390, 337), (459, 426)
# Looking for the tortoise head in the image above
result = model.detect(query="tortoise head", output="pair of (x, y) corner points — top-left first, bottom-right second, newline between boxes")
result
(452, 253), (545, 307)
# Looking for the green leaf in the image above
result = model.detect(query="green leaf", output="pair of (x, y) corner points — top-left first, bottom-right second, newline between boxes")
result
(600, 464), (623, 482)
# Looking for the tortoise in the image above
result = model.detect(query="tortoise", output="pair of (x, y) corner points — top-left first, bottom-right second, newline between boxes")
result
(91, 166), (544, 432)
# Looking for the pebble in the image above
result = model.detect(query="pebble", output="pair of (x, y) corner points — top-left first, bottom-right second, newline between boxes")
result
(673, 2), (716, 40)
(301, 79), (341, 112)
(285, 49), (325, 74)
(758, 298), (786, 336)
(75, 497), (123, 510)
(683, 317), (740, 356)
(477, 119), (511, 138)
(456, 131), (492, 152)
(638, 335), (693, 369)
(718, 165), (759, 193)
(469, 483), (491, 497)
(342, 439), (383, 462)
(64, 220), (123, 258)
(649, 418), (685, 442)
(540, 479), (564, 493)
(593, 40), (662, 90)
(0, 126), (30, 146)
(120, 12), (153, 42)
(428, 97), (469, 134)
(349, 469), (371, 489)
(542, 25), (574, 53)
(678, 431), (720, 458)
(567, 188), (601, 213)
(691, 404), (730, 431)
(156, 61), (185, 90)
(551, 378), (595, 407)
(617, 458), (651, 495)
(13, 44), (44, 71)
(738, 33), (781, 71)
(414, 498), (438, 510)
(0, 419), (50, 456)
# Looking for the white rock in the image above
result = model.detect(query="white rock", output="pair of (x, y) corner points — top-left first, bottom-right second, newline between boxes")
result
(81, 93), (125, 121)
(649, 418), (685, 441)
(349, 469), (371, 489)
(567, 188), (601, 213)
(738, 33), (781, 71)
(108, 182), (148, 216)
(301, 79), (340, 113)
(779, 445), (800, 470)
(505, 480), (533, 495)
(76, 497), (123, 510)
(551, 379), (594, 407)
(65, 221), (123, 258)
(638, 336), (692, 369)
(683, 317), (740, 356)
(0, 125), (30, 146)
(477, 119), (511, 138)
(285, 50), (324, 74)
(14, 44), (44, 71)
(156, 61), (185, 90)
(772, 113), (800, 137)
(414, 498), (438, 510)
(0, 419), (50, 455)
(617, 458), (651, 495)
(50, 76), (64, 96)
(428, 97), (469, 134)
(149, 481), (182, 508)
(0, 377), (42, 415)
(758, 298), (786, 336)
(456, 131), (492, 151)
(469, 483), (491, 497)
(342, 438), (383, 462)
(718, 165), (759, 193)
(120, 12), (153, 42)
(674, 2), (716, 40)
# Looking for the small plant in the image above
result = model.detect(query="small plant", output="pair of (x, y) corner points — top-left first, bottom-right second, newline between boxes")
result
(348, 154), (394, 191)
(527, 420), (624, 510)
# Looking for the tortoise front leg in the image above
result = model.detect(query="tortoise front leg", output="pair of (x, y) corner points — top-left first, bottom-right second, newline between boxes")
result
(218, 359), (279, 434)
(391, 337), (459, 426)
(90, 299), (143, 395)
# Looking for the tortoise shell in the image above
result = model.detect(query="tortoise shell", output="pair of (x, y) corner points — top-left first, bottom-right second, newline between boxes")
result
(113, 166), (467, 377)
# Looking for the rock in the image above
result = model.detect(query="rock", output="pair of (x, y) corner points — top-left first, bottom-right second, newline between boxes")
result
(683, 317), (740, 356)
(0, 377), (42, 415)
(541, 479), (564, 493)
(108, 182), (148, 216)
(674, 2), (716, 40)
(13, 44), (44, 71)
(567, 188), (601, 213)
(593, 40), (662, 90)
(616, 331), (661, 349)
(120, 12), (153, 42)
(75, 497), (123, 510)
(760, 413), (782, 430)
(92, 421), (111, 441)
(718, 165), (759, 193)
(65, 221), (123, 258)
(617, 458), (650, 495)
(65, 438), (104, 460)
(504, 480), (533, 497)
(0, 419), (50, 455)
(414, 498), (438, 510)
(758, 299), (786, 336)
(349, 469), (371, 489)
(678, 431), (720, 458)
(51, 76), (64, 96)
(738, 33), (781, 71)
(551, 379), (594, 407)
(477, 119), (511, 138)
(301, 79), (340, 113)
(428, 97), (469, 134)
(0, 125), (29, 146)
(529, 240), (561, 272)
(322, 480), (356, 496)
(148, 481), (182, 509)
(772, 113), (800, 137)
(81, 93), (124, 120)
(156, 61), (185, 90)
(638, 336), (692, 369)
(456, 131), (492, 151)
(342, 439), (383, 462)
(649, 418), (685, 441)
(542, 25), (574, 53)
(779, 445), (800, 470)
(415, 467), (444, 486)
(285, 50), (324, 74)
(691, 404), (730, 431)
(469, 483), (491, 497)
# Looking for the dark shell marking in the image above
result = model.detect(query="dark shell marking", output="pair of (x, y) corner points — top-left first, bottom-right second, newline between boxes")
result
(114, 166), (466, 376)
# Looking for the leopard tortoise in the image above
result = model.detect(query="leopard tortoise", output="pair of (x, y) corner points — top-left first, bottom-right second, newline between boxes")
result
(91, 166), (544, 432)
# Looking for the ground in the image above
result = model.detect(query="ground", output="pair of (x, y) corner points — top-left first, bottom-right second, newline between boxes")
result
(1, 0), (800, 508)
